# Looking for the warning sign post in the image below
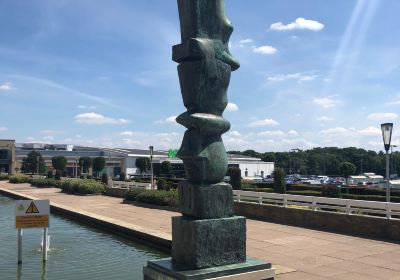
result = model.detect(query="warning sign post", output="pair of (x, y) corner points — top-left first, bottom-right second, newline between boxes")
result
(15, 199), (50, 264)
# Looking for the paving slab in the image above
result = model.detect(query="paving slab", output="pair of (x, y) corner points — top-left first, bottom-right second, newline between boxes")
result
(1, 181), (400, 279)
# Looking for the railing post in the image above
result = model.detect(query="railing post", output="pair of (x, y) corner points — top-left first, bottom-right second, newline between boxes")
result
(312, 197), (317, 211)
(258, 193), (263, 204)
(237, 193), (241, 202)
(387, 202), (392, 219)
(283, 195), (288, 207)
(346, 200), (351, 215)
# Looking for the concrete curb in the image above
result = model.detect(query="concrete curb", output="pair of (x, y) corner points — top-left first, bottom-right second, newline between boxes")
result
(0, 187), (172, 253)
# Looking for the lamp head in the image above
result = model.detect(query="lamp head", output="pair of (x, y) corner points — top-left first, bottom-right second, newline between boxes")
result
(381, 123), (393, 151)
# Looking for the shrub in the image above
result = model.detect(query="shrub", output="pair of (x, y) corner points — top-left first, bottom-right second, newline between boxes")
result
(125, 188), (146, 201)
(136, 189), (178, 207)
(286, 190), (322, 197)
(322, 185), (341, 198)
(101, 173), (108, 185)
(9, 175), (31, 184)
(157, 178), (167, 190)
(87, 175), (92, 179)
(47, 171), (53, 179)
(0, 174), (9, 181)
(273, 168), (286, 194)
(228, 167), (241, 190)
(31, 178), (59, 188)
(242, 188), (274, 193)
(60, 179), (105, 195)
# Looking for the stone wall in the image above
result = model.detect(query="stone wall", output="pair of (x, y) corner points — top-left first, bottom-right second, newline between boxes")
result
(234, 201), (400, 242)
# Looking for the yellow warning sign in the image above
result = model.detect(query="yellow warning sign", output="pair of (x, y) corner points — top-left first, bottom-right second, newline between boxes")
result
(16, 215), (49, 228)
(26, 201), (40, 214)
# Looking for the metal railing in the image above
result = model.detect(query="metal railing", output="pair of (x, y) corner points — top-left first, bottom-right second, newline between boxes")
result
(233, 190), (400, 219)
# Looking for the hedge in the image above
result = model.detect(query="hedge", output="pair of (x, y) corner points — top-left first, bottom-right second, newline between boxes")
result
(31, 178), (60, 188)
(9, 175), (31, 184)
(125, 189), (178, 207)
(0, 174), (9, 181)
(60, 179), (105, 195)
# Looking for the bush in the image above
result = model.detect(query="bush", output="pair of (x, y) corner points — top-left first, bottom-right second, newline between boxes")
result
(157, 178), (167, 190)
(47, 171), (53, 179)
(242, 188), (274, 193)
(136, 189), (178, 207)
(9, 175), (31, 184)
(87, 175), (92, 179)
(60, 179), (105, 195)
(31, 178), (59, 188)
(322, 185), (341, 198)
(55, 171), (61, 180)
(273, 168), (286, 194)
(125, 188), (146, 201)
(0, 174), (9, 181)
(286, 190), (322, 197)
(101, 173), (108, 185)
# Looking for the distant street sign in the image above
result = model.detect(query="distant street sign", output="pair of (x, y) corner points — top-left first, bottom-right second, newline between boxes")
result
(15, 200), (50, 229)
(168, 149), (178, 158)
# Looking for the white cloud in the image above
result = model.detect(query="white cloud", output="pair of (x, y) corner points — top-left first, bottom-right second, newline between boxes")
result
(77, 105), (97, 109)
(155, 115), (178, 125)
(288, 130), (299, 136)
(43, 135), (54, 141)
(0, 127), (8, 132)
(257, 130), (285, 137)
(75, 112), (130, 125)
(317, 116), (334, 121)
(0, 82), (14, 91)
(267, 73), (318, 83)
(228, 131), (242, 137)
(312, 96), (340, 108)
(270, 18), (324, 31)
(252, 45), (277, 55)
(247, 118), (279, 127)
(319, 127), (349, 135)
(358, 126), (381, 136)
(226, 102), (239, 112)
(367, 113), (398, 121)
(238, 38), (254, 46)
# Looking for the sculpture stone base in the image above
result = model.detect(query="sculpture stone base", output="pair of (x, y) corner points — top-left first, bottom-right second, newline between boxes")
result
(143, 257), (275, 280)
(178, 182), (233, 219)
(172, 216), (246, 268)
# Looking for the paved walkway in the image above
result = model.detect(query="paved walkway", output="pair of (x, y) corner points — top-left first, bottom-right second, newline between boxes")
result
(1, 181), (400, 279)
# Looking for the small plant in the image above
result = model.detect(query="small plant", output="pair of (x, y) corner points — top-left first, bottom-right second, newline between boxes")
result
(47, 171), (53, 179)
(273, 168), (286, 194)
(125, 188), (146, 201)
(31, 178), (59, 188)
(9, 175), (31, 184)
(0, 174), (9, 181)
(101, 173), (108, 185)
(157, 178), (167, 190)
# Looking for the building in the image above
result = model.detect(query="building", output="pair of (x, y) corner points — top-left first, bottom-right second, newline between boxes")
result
(0, 140), (16, 174)
(10, 141), (274, 179)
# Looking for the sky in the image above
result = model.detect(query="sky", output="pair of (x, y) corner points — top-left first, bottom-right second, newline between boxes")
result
(0, 0), (400, 153)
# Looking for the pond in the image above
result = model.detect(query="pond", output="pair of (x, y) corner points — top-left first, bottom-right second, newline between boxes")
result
(0, 195), (167, 279)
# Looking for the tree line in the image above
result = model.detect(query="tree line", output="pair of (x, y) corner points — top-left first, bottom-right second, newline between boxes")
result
(228, 147), (400, 176)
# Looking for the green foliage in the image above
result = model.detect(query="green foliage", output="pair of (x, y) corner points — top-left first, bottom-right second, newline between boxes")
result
(125, 188), (146, 201)
(339, 162), (356, 178)
(125, 188), (178, 207)
(228, 166), (241, 190)
(21, 150), (46, 174)
(92, 157), (106, 177)
(31, 178), (59, 188)
(321, 185), (341, 198)
(242, 187), (274, 193)
(119, 172), (126, 181)
(286, 190), (321, 196)
(9, 175), (31, 184)
(157, 178), (167, 190)
(78, 157), (93, 173)
(0, 174), (9, 180)
(273, 168), (286, 193)
(47, 171), (53, 179)
(60, 179), (105, 195)
(51, 156), (67, 172)
(135, 157), (150, 174)
(101, 173), (108, 184)
(160, 161), (171, 174)
(55, 170), (61, 180)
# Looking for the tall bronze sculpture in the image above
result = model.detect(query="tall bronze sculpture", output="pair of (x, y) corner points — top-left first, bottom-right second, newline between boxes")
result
(144, 1), (274, 278)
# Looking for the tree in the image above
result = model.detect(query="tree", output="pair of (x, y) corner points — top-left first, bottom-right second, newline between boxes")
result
(228, 166), (241, 190)
(21, 150), (46, 174)
(273, 168), (286, 194)
(339, 161), (356, 186)
(160, 161), (171, 175)
(135, 157), (150, 174)
(78, 157), (93, 173)
(52, 156), (67, 174)
(92, 157), (106, 178)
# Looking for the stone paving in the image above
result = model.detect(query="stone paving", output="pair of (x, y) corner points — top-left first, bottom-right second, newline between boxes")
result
(1, 181), (400, 279)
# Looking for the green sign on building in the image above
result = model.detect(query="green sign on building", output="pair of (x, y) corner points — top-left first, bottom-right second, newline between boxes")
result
(167, 149), (178, 158)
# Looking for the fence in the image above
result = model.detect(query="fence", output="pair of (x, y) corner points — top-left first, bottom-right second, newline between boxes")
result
(111, 181), (151, 190)
(233, 190), (400, 219)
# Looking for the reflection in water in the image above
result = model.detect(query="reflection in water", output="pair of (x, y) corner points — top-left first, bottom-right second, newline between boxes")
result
(0, 195), (167, 280)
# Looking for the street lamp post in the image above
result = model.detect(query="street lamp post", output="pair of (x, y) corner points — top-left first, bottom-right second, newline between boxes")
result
(381, 123), (393, 207)
(149, 146), (154, 190)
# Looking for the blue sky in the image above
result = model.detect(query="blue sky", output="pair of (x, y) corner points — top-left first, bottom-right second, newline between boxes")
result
(0, 0), (399, 152)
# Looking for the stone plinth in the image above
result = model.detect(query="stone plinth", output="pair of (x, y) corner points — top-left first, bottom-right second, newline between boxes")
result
(172, 215), (245, 269)
(178, 182), (233, 219)
(143, 257), (274, 280)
